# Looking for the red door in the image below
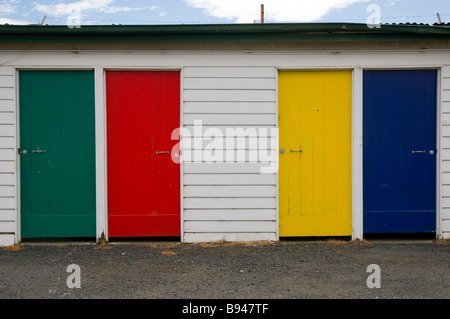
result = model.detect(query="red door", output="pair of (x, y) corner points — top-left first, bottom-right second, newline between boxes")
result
(106, 71), (180, 237)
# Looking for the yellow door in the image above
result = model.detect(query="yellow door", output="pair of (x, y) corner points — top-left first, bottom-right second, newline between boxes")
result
(279, 70), (352, 236)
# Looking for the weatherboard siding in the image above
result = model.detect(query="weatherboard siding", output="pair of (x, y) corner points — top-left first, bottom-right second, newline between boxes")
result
(182, 66), (278, 243)
(0, 67), (16, 246)
(0, 51), (448, 243)
(441, 66), (450, 239)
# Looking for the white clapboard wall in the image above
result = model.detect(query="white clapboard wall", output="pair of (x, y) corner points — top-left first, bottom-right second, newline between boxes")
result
(441, 66), (450, 239)
(0, 67), (16, 246)
(0, 52), (449, 244)
(182, 67), (278, 242)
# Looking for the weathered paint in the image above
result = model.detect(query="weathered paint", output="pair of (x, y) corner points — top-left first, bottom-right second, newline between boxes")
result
(279, 70), (352, 236)
(363, 70), (437, 233)
(20, 70), (96, 238)
(106, 71), (180, 237)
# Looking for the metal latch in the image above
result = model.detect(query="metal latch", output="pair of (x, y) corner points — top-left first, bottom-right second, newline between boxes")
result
(32, 146), (46, 154)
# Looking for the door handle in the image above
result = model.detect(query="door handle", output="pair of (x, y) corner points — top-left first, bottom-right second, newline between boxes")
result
(32, 146), (46, 154)
(155, 151), (170, 155)
(411, 150), (425, 154)
(290, 150), (302, 153)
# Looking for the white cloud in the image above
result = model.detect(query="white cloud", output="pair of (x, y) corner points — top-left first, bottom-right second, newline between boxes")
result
(184, 0), (369, 23)
(33, 0), (142, 16)
(0, 17), (31, 24)
(0, 3), (17, 14)
(101, 6), (141, 13)
(384, 0), (400, 6)
(159, 11), (167, 17)
(149, 5), (159, 10)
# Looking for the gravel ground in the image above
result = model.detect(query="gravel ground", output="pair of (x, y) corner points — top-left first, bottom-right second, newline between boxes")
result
(0, 238), (449, 300)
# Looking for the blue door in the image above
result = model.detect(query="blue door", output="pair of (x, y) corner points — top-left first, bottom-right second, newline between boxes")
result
(363, 70), (437, 233)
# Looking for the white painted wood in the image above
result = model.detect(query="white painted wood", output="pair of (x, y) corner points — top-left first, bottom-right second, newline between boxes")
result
(184, 67), (276, 78)
(181, 66), (278, 241)
(0, 186), (15, 197)
(0, 76), (14, 88)
(184, 90), (276, 102)
(0, 137), (16, 148)
(440, 149), (450, 161)
(188, 137), (277, 150)
(184, 232), (277, 243)
(0, 234), (14, 246)
(442, 208), (450, 220)
(0, 197), (15, 209)
(352, 68), (363, 240)
(442, 220), (450, 234)
(181, 151), (278, 164)
(0, 100), (14, 112)
(274, 69), (279, 240)
(183, 126), (277, 137)
(180, 68), (185, 242)
(184, 114), (276, 125)
(0, 210), (14, 221)
(184, 163), (275, 174)
(438, 68), (444, 238)
(443, 67), (450, 234)
(184, 102), (276, 114)
(0, 161), (15, 173)
(0, 174), (15, 186)
(441, 126), (450, 137)
(442, 78), (450, 91)
(0, 221), (14, 233)
(184, 197), (276, 209)
(0, 149), (16, 160)
(442, 185), (450, 197)
(184, 221), (276, 232)
(184, 174), (276, 185)
(0, 51), (449, 243)
(95, 68), (107, 242)
(0, 67), (14, 76)
(4, 51), (450, 70)
(0, 88), (14, 100)
(443, 90), (450, 102)
(441, 173), (450, 185)
(184, 78), (275, 90)
(0, 113), (15, 125)
(0, 125), (15, 137)
(184, 209), (276, 221)
(440, 139), (450, 149)
(441, 197), (450, 208)
(442, 102), (450, 113)
(441, 114), (450, 125)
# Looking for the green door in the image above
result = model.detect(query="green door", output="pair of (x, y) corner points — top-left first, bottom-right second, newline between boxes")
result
(20, 71), (96, 238)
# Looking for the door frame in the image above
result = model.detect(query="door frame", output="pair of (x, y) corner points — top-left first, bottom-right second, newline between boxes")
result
(361, 67), (441, 238)
(100, 67), (183, 241)
(276, 67), (359, 238)
(15, 67), (96, 241)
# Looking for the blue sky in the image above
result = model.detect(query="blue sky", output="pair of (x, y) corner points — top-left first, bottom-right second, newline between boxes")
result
(0, 0), (448, 25)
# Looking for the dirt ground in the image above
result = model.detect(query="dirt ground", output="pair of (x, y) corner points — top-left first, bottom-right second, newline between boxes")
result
(0, 238), (449, 300)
